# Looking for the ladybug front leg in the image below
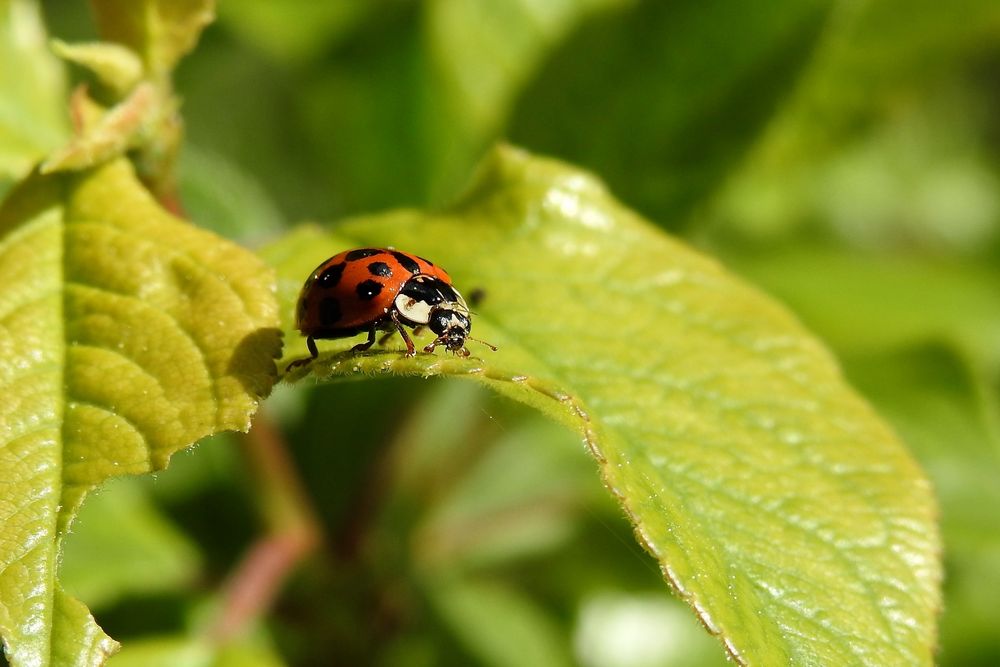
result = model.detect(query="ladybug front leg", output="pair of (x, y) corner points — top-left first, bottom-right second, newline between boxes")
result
(422, 338), (468, 356)
(351, 324), (377, 353)
(389, 310), (416, 356)
(378, 324), (421, 346)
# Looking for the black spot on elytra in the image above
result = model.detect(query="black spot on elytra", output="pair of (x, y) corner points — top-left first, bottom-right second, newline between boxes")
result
(319, 297), (342, 326)
(318, 262), (346, 287)
(391, 251), (420, 274)
(356, 279), (383, 300)
(346, 248), (381, 261)
(367, 261), (392, 277)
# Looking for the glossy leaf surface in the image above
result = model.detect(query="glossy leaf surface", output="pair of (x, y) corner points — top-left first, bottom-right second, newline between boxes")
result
(266, 145), (941, 665)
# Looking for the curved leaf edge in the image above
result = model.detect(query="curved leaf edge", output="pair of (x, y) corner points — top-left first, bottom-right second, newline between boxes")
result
(282, 349), (746, 661)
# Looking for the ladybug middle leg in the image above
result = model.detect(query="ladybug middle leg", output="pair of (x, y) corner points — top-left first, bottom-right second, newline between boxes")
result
(389, 310), (416, 356)
(351, 324), (377, 353)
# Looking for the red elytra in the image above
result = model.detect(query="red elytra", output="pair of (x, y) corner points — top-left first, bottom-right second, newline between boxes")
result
(296, 248), (450, 335)
(288, 247), (495, 370)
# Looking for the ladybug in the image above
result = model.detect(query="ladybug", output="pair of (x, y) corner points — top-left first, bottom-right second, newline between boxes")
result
(288, 247), (496, 370)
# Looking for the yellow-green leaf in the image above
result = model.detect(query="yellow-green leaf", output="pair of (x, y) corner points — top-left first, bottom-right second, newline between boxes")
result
(89, 0), (215, 77)
(0, 159), (279, 665)
(0, 0), (68, 182)
(266, 145), (941, 665)
(50, 40), (144, 96)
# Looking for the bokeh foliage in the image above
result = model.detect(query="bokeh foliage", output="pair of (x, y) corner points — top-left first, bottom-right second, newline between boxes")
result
(2, 0), (998, 664)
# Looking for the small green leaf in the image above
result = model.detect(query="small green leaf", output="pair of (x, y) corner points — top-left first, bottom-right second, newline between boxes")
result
(89, 0), (215, 78)
(0, 159), (279, 665)
(0, 0), (69, 182)
(266, 145), (941, 665)
(50, 39), (144, 96)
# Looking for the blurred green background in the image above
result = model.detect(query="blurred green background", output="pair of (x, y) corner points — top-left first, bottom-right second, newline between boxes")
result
(15, 0), (1000, 664)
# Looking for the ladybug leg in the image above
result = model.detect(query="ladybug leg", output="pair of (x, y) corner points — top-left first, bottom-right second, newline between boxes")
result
(422, 337), (466, 355)
(389, 310), (416, 356)
(351, 324), (378, 353)
(377, 320), (415, 346)
(286, 336), (319, 371)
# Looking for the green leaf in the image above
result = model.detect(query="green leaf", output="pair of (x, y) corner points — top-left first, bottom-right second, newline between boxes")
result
(50, 40), (144, 96)
(509, 0), (833, 225)
(215, 0), (369, 65)
(177, 146), (286, 243)
(0, 0), (69, 183)
(297, 0), (621, 212)
(759, 0), (1000, 155)
(413, 412), (598, 571)
(59, 478), (201, 611)
(419, 0), (623, 202)
(266, 145), (941, 665)
(727, 248), (1000, 368)
(89, 0), (215, 78)
(428, 577), (574, 667)
(705, 1), (1000, 247)
(710, 92), (1000, 250)
(842, 347), (1000, 665)
(0, 159), (279, 665)
(106, 633), (286, 667)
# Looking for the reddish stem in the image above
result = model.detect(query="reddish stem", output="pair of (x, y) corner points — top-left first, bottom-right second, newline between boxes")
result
(209, 412), (321, 642)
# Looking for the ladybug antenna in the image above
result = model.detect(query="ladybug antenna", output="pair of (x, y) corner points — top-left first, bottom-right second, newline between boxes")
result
(468, 336), (498, 352)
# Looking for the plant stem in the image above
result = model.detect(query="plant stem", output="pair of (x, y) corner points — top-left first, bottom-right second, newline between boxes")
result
(209, 411), (321, 642)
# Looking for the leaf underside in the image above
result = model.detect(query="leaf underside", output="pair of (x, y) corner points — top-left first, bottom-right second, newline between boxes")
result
(268, 145), (941, 666)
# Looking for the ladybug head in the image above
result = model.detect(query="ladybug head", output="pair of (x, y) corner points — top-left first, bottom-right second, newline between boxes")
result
(428, 308), (472, 355)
